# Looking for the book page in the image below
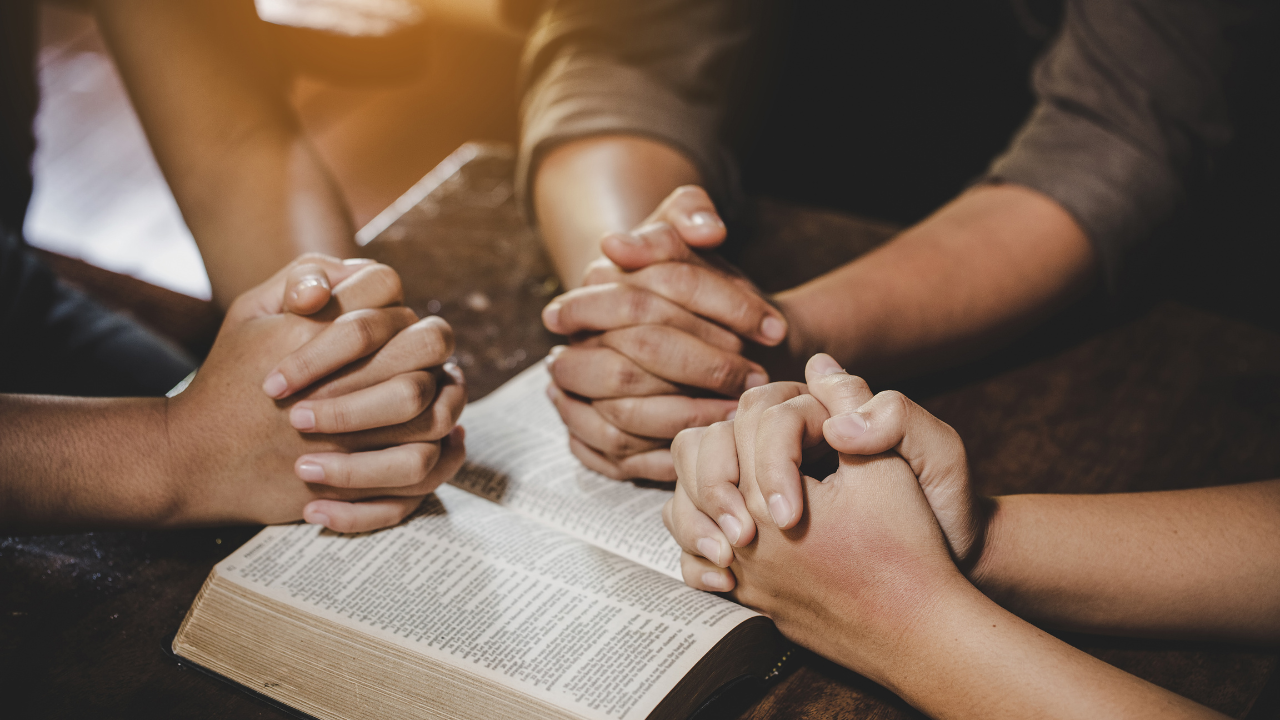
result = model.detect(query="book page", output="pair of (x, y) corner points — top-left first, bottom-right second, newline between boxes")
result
(451, 364), (683, 578)
(215, 485), (759, 720)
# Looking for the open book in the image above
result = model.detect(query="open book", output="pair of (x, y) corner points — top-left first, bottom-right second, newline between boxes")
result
(173, 364), (786, 720)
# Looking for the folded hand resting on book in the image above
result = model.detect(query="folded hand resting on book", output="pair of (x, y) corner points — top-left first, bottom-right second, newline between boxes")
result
(168, 254), (467, 533)
(541, 186), (787, 482)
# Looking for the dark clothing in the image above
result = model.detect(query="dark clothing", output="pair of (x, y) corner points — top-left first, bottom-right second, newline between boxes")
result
(1, 0), (38, 233)
(0, 1), (194, 398)
(518, 0), (1279, 289)
(0, 230), (194, 397)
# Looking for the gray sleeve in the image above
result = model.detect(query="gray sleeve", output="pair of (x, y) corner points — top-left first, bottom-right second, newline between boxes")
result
(985, 0), (1237, 288)
(515, 0), (755, 222)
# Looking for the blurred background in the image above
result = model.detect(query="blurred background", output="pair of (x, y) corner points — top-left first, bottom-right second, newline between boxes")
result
(25, 0), (526, 299)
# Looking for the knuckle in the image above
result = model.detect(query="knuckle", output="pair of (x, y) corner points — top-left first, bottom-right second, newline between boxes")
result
(703, 482), (740, 514)
(739, 385), (771, 410)
(612, 361), (647, 396)
(285, 351), (321, 385)
(621, 327), (664, 364)
(413, 444), (438, 482)
(366, 263), (403, 300)
(411, 320), (450, 364)
(326, 402), (356, 434)
(402, 374), (434, 412)
(663, 263), (699, 302)
(758, 403), (788, 430)
(340, 310), (383, 353)
(394, 306), (420, 326)
(599, 422), (630, 454)
(877, 390), (910, 424)
(583, 259), (616, 285)
(622, 287), (655, 324)
(326, 463), (354, 490)
(596, 397), (639, 431)
(671, 427), (702, 460)
(845, 374), (873, 396)
(424, 315), (454, 349)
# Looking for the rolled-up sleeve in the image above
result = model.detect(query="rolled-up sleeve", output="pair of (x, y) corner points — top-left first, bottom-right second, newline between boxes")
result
(516, 0), (755, 221)
(986, 0), (1237, 288)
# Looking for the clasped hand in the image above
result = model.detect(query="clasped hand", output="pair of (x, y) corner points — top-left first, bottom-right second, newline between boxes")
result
(166, 254), (466, 533)
(662, 354), (991, 678)
(542, 186), (789, 481)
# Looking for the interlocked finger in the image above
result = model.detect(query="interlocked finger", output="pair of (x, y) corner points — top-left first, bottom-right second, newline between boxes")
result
(753, 395), (832, 529)
(291, 370), (438, 434)
(621, 262), (787, 346)
(546, 345), (680, 398)
(567, 435), (677, 482)
(544, 283), (742, 352)
(339, 374), (466, 447)
(690, 421), (755, 547)
(593, 394), (738, 439)
(264, 306), (419, 399)
(599, 326), (767, 397)
(546, 383), (668, 457)
(306, 316), (455, 401)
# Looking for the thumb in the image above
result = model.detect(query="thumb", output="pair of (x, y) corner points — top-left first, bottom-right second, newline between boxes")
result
(650, 185), (727, 250)
(235, 254), (375, 320)
(802, 353), (875, 416)
(600, 221), (701, 272)
(817, 378), (981, 563)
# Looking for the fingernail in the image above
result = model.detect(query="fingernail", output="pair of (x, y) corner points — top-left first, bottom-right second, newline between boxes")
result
(612, 231), (645, 247)
(760, 315), (786, 343)
(262, 372), (288, 399)
(296, 276), (327, 291)
(701, 571), (731, 591)
(443, 362), (464, 383)
(768, 493), (793, 527)
(450, 424), (465, 443)
(725, 408), (737, 421)
(291, 406), (316, 431)
(744, 372), (769, 391)
(688, 211), (724, 229)
(545, 346), (565, 368)
(829, 412), (869, 440)
(342, 258), (375, 265)
(697, 537), (725, 566)
(543, 302), (561, 329)
(717, 514), (743, 545)
(305, 511), (330, 527)
(297, 461), (325, 482)
(811, 353), (844, 375)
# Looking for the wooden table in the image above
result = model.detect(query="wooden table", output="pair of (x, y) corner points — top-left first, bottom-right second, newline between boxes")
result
(4, 143), (1279, 719)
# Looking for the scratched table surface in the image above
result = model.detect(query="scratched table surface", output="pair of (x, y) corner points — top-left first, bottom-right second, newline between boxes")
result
(3, 143), (1279, 719)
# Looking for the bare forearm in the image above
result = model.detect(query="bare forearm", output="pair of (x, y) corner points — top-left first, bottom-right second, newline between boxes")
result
(879, 582), (1224, 720)
(972, 481), (1280, 644)
(774, 184), (1097, 381)
(533, 135), (701, 288)
(95, 0), (356, 306)
(0, 396), (176, 532)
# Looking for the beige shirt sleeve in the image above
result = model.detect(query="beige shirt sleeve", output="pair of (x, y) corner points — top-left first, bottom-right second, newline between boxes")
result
(516, 0), (759, 222)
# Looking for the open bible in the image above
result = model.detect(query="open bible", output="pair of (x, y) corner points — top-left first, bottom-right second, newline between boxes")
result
(173, 364), (787, 720)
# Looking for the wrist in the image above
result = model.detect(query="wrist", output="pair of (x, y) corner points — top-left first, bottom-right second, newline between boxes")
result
(753, 291), (823, 381)
(850, 570), (990, 691)
(155, 391), (213, 527)
(965, 495), (1006, 594)
(871, 573), (1014, 705)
